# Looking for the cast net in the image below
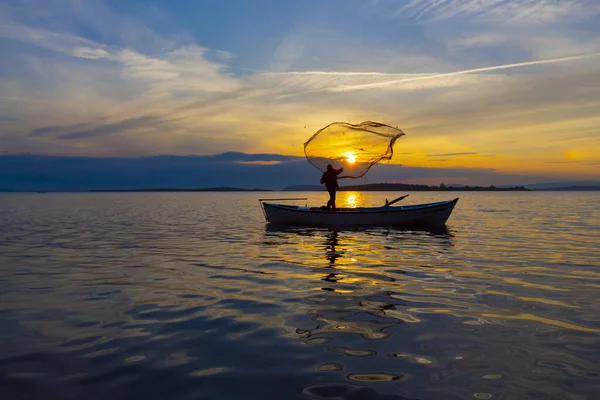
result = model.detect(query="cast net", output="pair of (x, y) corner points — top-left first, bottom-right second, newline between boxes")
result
(304, 121), (405, 179)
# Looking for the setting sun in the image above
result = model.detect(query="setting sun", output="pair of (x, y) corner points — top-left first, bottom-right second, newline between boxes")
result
(343, 151), (357, 164)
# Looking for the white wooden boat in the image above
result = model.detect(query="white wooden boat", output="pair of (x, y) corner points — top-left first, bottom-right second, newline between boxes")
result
(260, 196), (458, 227)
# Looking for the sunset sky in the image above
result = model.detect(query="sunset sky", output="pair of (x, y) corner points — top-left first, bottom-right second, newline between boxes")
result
(1, 0), (600, 186)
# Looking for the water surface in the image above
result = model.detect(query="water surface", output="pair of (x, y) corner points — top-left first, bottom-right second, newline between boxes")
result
(1, 192), (599, 399)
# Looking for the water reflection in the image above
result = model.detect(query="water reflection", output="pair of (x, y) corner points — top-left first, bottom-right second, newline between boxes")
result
(325, 230), (341, 268)
(3, 192), (599, 400)
(262, 224), (458, 396)
(261, 219), (600, 399)
(344, 192), (360, 208)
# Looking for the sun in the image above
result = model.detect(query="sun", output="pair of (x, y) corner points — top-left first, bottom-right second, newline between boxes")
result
(343, 151), (357, 164)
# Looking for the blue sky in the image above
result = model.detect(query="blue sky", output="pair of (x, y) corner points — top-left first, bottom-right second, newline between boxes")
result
(1, 0), (600, 186)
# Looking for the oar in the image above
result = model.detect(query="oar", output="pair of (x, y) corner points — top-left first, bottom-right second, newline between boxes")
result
(385, 194), (408, 207)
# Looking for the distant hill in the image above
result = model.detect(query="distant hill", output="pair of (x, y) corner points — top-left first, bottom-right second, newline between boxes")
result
(283, 183), (529, 191)
(536, 186), (600, 191)
(283, 185), (323, 191)
(525, 181), (600, 190)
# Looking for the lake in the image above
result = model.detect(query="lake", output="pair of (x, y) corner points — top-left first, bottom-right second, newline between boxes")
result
(0, 192), (599, 399)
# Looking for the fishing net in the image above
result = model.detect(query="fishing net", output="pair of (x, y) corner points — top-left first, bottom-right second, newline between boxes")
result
(304, 121), (405, 179)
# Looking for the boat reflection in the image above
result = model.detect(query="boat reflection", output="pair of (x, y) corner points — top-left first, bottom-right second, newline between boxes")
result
(264, 223), (454, 240)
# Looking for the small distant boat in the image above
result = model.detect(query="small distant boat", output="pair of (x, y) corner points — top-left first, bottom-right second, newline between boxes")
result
(260, 196), (459, 227)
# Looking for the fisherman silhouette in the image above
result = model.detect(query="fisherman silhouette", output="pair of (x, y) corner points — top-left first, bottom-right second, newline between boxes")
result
(320, 164), (343, 211)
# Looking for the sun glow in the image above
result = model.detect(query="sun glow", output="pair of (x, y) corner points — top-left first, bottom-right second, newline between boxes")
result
(344, 192), (361, 208)
(343, 151), (357, 164)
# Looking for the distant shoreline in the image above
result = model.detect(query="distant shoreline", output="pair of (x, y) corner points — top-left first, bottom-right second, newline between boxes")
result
(2, 183), (599, 193)
(88, 187), (274, 192)
(283, 183), (530, 192)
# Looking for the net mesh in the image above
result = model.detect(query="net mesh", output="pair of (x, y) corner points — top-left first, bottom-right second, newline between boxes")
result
(304, 121), (405, 179)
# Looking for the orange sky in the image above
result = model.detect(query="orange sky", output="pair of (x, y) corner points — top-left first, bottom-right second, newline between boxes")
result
(1, 0), (599, 183)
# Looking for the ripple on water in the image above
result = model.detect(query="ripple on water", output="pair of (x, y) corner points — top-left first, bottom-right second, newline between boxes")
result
(0, 192), (599, 399)
(347, 373), (404, 382)
(329, 346), (377, 357)
(317, 363), (344, 372)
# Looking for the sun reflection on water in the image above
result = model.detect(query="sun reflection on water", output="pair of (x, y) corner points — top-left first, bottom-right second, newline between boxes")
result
(341, 191), (362, 208)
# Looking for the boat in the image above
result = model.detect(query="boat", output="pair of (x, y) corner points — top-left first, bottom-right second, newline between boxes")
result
(259, 196), (459, 227)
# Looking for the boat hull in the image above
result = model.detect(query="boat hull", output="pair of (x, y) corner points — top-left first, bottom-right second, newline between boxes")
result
(262, 198), (458, 227)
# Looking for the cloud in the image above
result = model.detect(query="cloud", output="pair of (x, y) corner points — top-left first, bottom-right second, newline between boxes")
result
(30, 123), (92, 136)
(58, 115), (162, 140)
(446, 33), (507, 49)
(0, 116), (21, 122)
(116, 47), (239, 95)
(256, 71), (495, 94)
(394, 0), (600, 23)
(236, 161), (284, 165)
(72, 47), (111, 60)
(0, 0), (599, 185)
(327, 53), (600, 92)
(428, 152), (477, 157)
(0, 153), (584, 191)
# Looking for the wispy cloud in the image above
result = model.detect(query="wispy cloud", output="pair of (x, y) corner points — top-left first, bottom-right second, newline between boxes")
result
(394, 0), (600, 23)
(58, 116), (162, 140)
(446, 33), (507, 49)
(0, 116), (21, 122)
(255, 71), (491, 94)
(31, 123), (91, 136)
(428, 152), (477, 157)
(328, 53), (600, 92)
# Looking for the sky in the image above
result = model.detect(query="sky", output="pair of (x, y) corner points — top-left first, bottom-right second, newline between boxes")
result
(1, 0), (600, 187)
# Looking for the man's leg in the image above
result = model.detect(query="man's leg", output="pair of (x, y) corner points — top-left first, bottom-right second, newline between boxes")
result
(327, 190), (335, 210)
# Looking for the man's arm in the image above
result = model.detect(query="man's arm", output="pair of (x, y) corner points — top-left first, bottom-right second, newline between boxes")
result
(336, 167), (344, 175)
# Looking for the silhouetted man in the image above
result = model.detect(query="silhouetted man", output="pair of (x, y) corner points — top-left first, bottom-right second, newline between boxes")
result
(320, 164), (343, 211)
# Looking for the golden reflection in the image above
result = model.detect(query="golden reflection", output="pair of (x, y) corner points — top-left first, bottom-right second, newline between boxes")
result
(483, 374), (503, 380)
(260, 225), (462, 342)
(486, 290), (579, 308)
(341, 191), (362, 208)
(346, 194), (358, 208)
(325, 230), (342, 267)
(347, 373), (402, 382)
(453, 270), (569, 292)
(190, 367), (230, 377)
(336, 348), (376, 357)
(317, 363), (343, 371)
(287, 229), (409, 340)
(481, 313), (600, 333)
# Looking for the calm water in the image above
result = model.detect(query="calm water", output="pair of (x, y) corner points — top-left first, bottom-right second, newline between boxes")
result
(1, 192), (599, 400)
